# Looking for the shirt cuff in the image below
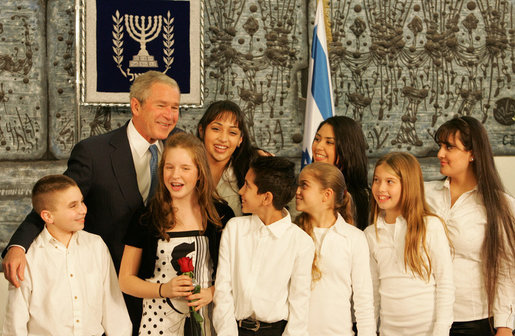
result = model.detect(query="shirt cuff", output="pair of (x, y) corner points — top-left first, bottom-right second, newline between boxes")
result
(432, 322), (452, 336)
(494, 307), (515, 329)
(7, 245), (26, 253)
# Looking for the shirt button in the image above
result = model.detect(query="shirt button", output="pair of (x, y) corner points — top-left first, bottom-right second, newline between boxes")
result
(76, 319), (80, 323)
(70, 274), (73, 277)
(74, 296), (78, 299)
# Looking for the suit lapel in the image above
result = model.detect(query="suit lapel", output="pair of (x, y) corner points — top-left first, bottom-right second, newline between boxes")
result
(109, 124), (143, 207)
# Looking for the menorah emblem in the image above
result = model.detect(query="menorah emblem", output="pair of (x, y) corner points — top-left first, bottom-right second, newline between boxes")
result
(124, 14), (163, 67)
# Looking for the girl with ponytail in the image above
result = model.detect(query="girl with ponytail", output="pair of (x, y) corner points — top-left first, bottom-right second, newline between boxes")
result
(295, 162), (375, 336)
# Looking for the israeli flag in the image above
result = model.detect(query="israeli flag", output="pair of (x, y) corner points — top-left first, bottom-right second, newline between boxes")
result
(301, 0), (334, 168)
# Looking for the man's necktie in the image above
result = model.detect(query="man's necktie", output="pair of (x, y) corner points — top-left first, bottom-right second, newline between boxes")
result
(148, 144), (158, 202)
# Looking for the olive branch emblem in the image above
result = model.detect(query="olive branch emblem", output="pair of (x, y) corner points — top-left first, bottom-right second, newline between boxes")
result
(111, 10), (175, 79)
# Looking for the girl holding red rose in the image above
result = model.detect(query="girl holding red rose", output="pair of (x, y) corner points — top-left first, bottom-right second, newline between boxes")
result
(119, 133), (234, 336)
(295, 162), (376, 335)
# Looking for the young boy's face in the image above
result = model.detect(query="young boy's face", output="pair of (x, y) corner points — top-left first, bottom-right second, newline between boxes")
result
(238, 168), (266, 214)
(46, 186), (87, 235)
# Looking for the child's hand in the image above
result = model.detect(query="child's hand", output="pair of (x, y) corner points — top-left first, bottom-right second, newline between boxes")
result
(495, 327), (512, 336)
(187, 286), (215, 311)
(161, 275), (194, 298)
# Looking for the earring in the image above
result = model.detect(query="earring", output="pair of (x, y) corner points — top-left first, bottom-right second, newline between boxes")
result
(470, 158), (474, 162)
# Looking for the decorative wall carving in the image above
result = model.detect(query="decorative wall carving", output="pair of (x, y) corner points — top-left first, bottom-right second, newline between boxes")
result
(327, 0), (514, 155)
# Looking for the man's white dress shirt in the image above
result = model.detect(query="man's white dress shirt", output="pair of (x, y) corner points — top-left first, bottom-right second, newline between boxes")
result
(425, 179), (515, 328)
(127, 119), (163, 203)
(308, 214), (376, 336)
(364, 214), (454, 336)
(3, 227), (131, 336)
(213, 210), (315, 336)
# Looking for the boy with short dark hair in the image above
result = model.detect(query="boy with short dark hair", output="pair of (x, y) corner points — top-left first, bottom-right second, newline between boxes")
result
(3, 175), (131, 336)
(213, 157), (315, 336)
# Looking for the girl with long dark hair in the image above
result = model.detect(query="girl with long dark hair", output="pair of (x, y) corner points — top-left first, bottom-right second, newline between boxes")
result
(425, 116), (515, 336)
(197, 100), (259, 216)
(312, 116), (370, 230)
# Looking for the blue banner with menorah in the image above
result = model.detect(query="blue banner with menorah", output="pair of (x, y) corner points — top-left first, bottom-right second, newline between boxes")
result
(81, 0), (203, 105)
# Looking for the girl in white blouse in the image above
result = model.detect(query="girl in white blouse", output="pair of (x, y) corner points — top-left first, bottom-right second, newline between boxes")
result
(365, 152), (454, 336)
(295, 162), (376, 336)
(426, 116), (515, 336)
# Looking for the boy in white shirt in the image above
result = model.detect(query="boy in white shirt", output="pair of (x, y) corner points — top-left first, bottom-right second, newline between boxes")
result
(213, 157), (315, 336)
(3, 175), (131, 336)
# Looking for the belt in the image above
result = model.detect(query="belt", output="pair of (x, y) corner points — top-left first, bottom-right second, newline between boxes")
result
(237, 318), (287, 332)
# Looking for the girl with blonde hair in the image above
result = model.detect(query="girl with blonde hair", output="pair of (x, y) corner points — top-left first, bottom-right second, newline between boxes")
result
(295, 162), (375, 335)
(365, 152), (454, 336)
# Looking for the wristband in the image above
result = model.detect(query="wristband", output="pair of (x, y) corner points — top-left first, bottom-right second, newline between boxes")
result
(159, 283), (164, 298)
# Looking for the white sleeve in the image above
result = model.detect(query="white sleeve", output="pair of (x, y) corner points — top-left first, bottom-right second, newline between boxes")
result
(2, 265), (32, 335)
(493, 196), (515, 329)
(212, 222), (238, 335)
(99, 241), (132, 336)
(364, 228), (380, 330)
(351, 231), (378, 336)
(427, 217), (454, 336)
(283, 236), (314, 336)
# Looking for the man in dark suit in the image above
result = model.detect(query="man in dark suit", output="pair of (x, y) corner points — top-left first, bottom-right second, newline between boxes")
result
(2, 70), (181, 334)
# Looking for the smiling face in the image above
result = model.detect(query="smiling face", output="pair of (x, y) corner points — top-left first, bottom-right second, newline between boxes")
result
(44, 186), (87, 241)
(163, 147), (199, 201)
(312, 123), (337, 165)
(131, 82), (180, 143)
(238, 168), (266, 214)
(437, 131), (474, 180)
(372, 163), (402, 223)
(201, 112), (243, 165)
(296, 171), (327, 215)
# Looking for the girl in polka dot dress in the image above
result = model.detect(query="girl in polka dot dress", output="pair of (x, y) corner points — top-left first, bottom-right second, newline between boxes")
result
(119, 133), (234, 335)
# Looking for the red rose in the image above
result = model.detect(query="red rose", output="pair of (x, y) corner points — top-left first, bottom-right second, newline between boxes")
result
(177, 256), (194, 273)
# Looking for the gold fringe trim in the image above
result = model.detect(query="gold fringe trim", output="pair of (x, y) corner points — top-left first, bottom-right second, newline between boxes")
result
(321, 0), (332, 45)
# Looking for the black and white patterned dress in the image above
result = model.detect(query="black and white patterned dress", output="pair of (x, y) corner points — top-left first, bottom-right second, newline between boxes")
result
(139, 231), (213, 336)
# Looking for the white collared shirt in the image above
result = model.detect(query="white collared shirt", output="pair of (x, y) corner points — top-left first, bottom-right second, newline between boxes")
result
(364, 215), (454, 336)
(216, 165), (242, 216)
(308, 214), (376, 336)
(425, 179), (515, 328)
(3, 227), (131, 336)
(127, 119), (163, 203)
(213, 210), (315, 336)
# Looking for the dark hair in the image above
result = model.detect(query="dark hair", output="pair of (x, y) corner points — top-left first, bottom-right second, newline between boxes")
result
(32, 175), (78, 214)
(197, 100), (259, 188)
(148, 133), (222, 239)
(435, 116), (515, 317)
(315, 116), (369, 230)
(250, 156), (296, 210)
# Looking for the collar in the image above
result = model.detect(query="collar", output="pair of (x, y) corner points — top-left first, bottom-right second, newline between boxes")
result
(37, 226), (80, 250)
(127, 119), (163, 158)
(441, 177), (478, 193)
(251, 209), (292, 238)
(221, 164), (236, 181)
(332, 213), (352, 237)
(375, 213), (406, 230)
